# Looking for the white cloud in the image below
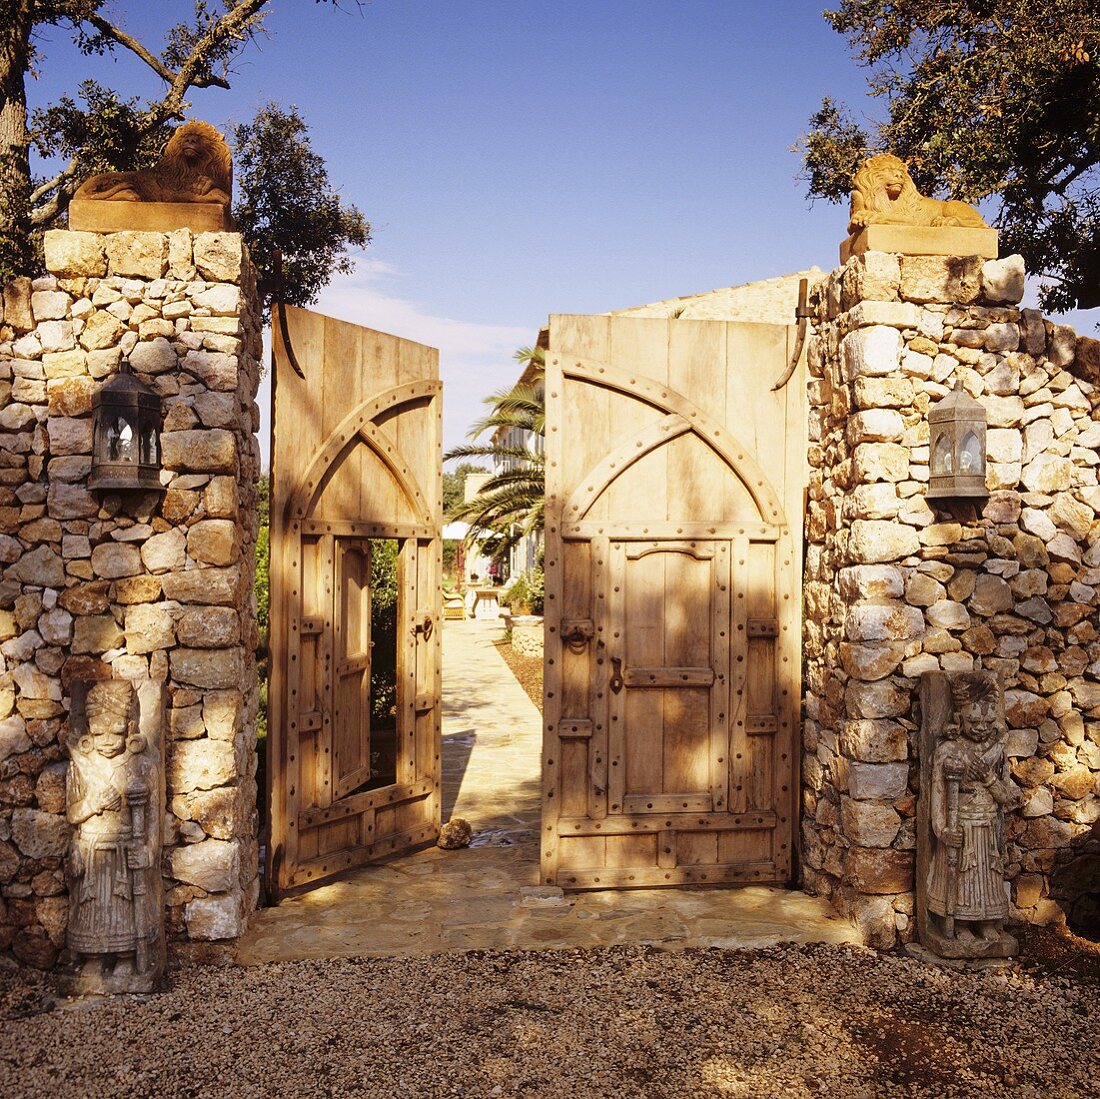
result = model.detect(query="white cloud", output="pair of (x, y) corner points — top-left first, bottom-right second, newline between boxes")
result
(256, 258), (534, 470)
(317, 260), (533, 450)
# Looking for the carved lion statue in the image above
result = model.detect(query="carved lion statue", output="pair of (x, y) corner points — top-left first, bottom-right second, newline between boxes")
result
(74, 121), (232, 206)
(848, 153), (987, 237)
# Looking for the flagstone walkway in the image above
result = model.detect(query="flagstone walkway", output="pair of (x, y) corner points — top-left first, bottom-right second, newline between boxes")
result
(236, 619), (858, 964)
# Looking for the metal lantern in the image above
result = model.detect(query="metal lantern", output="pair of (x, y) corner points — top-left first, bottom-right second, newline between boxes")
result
(89, 360), (164, 492)
(927, 380), (988, 500)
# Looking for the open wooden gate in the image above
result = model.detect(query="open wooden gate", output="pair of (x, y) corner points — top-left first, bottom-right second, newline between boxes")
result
(267, 306), (442, 901)
(541, 314), (804, 888)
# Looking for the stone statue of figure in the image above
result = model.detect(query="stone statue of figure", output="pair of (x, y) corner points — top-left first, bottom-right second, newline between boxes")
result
(66, 679), (166, 995)
(917, 671), (1019, 960)
(74, 121), (232, 207)
(847, 153), (988, 238)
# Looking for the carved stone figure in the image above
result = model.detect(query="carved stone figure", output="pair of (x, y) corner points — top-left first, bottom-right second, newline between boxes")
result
(74, 120), (232, 206)
(917, 671), (1020, 960)
(66, 678), (166, 995)
(848, 154), (989, 238)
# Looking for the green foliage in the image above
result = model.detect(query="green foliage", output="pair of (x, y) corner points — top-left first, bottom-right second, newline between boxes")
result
(502, 567), (544, 615)
(369, 539), (399, 726)
(442, 461), (489, 518)
(799, 1), (1100, 310)
(232, 102), (371, 311)
(444, 346), (546, 567)
(1, 2), (364, 297)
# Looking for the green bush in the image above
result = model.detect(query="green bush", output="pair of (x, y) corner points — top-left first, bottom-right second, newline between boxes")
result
(503, 567), (544, 615)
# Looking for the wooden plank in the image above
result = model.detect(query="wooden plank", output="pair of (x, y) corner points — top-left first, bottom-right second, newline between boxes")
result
(710, 541), (732, 815)
(562, 520), (779, 541)
(558, 718), (593, 739)
(585, 537), (609, 821)
(557, 810), (778, 834)
(300, 520), (433, 539)
(286, 821), (437, 889)
(729, 535), (750, 814)
(299, 778), (434, 828)
(622, 793), (713, 814)
(606, 315), (669, 526)
(607, 542), (632, 809)
(541, 350), (567, 885)
(558, 863), (779, 890)
(622, 667), (715, 688)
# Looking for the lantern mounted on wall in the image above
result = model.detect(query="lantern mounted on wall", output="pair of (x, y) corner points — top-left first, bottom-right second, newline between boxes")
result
(926, 380), (988, 501)
(89, 359), (164, 493)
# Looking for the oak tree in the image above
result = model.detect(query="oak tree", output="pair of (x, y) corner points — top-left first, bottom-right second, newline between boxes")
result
(800, 1), (1100, 310)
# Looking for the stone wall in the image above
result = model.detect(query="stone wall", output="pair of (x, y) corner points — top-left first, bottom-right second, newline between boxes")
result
(803, 250), (1100, 947)
(0, 228), (261, 968)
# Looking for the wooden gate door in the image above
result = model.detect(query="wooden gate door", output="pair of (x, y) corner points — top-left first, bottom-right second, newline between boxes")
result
(267, 306), (442, 900)
(541, 314), (804, 888)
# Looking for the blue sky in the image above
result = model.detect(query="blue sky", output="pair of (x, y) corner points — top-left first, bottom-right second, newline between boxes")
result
(29, 2), (1089, 462)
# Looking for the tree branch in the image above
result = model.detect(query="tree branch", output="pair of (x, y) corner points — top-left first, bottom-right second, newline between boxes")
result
(28, 158), (79, 207)
(161, 0), (270, 119)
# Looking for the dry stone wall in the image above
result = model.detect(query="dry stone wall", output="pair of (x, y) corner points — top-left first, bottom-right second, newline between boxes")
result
(803, 250), (1100, 948)
(0, 229), (261, 968)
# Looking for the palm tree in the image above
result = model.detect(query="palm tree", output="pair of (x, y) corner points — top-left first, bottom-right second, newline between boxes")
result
(444, 346), (545, 567)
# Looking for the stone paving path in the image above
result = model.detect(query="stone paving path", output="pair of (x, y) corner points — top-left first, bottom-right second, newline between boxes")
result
(237, 619), (857, 964)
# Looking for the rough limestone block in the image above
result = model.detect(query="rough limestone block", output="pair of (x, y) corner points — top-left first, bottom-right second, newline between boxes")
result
(852, 442), (909, 483)
(840, 797), (902, 847)
(847, 301), (921, 329)
(124, 602), (177, 654)
(31, 290), (71, 321)
(160, 567), (241, 606)
(194, 233), (243, 283)
(848, 762), (909, 801)
(203, 691), (244, 740)
(0, 716), (32, 763)
(845, 601), (924, 642)
(177, 607), (240, 649)
(79, 310), (124, 351)
(182, 350), (238, 391)
(841, 326), (902, 380)
(72, 614), (124, 654)
(839, 641), (906, 681)
(980, 255), (1026, 304)
(846, 409), (905, 444)
(168, 738), (237, 793)
(844, 847), (914, 895)
(839, 719), (909, 763)
(160, 429), (237, 474)
(3, 276), (35, 332)
(848, 520), (920, 564)
(170, 647), (244, 690)
(186, 519), (240, 566)
(10, 809), (69, 859)
(90, 542), (142, 579)
(170, 839), (240, 893)
(184, 892), (246, 941)
(899, 254), (982, 304)
(845, 680), (910, 720)
(140, 528), (187, 574)
(104, 231), (169, 279)
(129, 337), (178, 375)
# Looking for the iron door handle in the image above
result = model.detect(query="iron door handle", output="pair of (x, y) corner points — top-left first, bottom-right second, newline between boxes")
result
(609, 657), (623, 694)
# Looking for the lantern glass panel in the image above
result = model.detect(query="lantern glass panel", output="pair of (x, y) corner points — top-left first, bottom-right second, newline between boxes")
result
(960, 430), (981, 474)
(932, 432), (953, 474)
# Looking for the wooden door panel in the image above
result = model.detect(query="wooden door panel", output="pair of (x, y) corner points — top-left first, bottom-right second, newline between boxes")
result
(542, 313), (802, 889)
(268, 307), (442, 900)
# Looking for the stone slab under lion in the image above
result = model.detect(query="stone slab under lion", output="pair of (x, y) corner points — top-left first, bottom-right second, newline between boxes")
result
(68, 198), (232, 234)
(841, 224), (999, 262)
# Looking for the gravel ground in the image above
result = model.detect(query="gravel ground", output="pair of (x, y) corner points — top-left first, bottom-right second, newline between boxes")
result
(492, 638), (542, 708)
(2, 942), (1099, 1099)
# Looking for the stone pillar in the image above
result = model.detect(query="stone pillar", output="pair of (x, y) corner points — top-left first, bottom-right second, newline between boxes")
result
(0, 228), (261, 969)
(803, 250), (1100, 948)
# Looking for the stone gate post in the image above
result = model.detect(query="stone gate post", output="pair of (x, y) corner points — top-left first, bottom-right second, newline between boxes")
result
(803, 249), (1100, 947)
(0, 227), (261, 968)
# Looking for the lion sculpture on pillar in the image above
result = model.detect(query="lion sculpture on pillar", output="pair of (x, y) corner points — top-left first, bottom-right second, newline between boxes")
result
(74, 120), (232, 206)
(847, 153), (988, 238)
